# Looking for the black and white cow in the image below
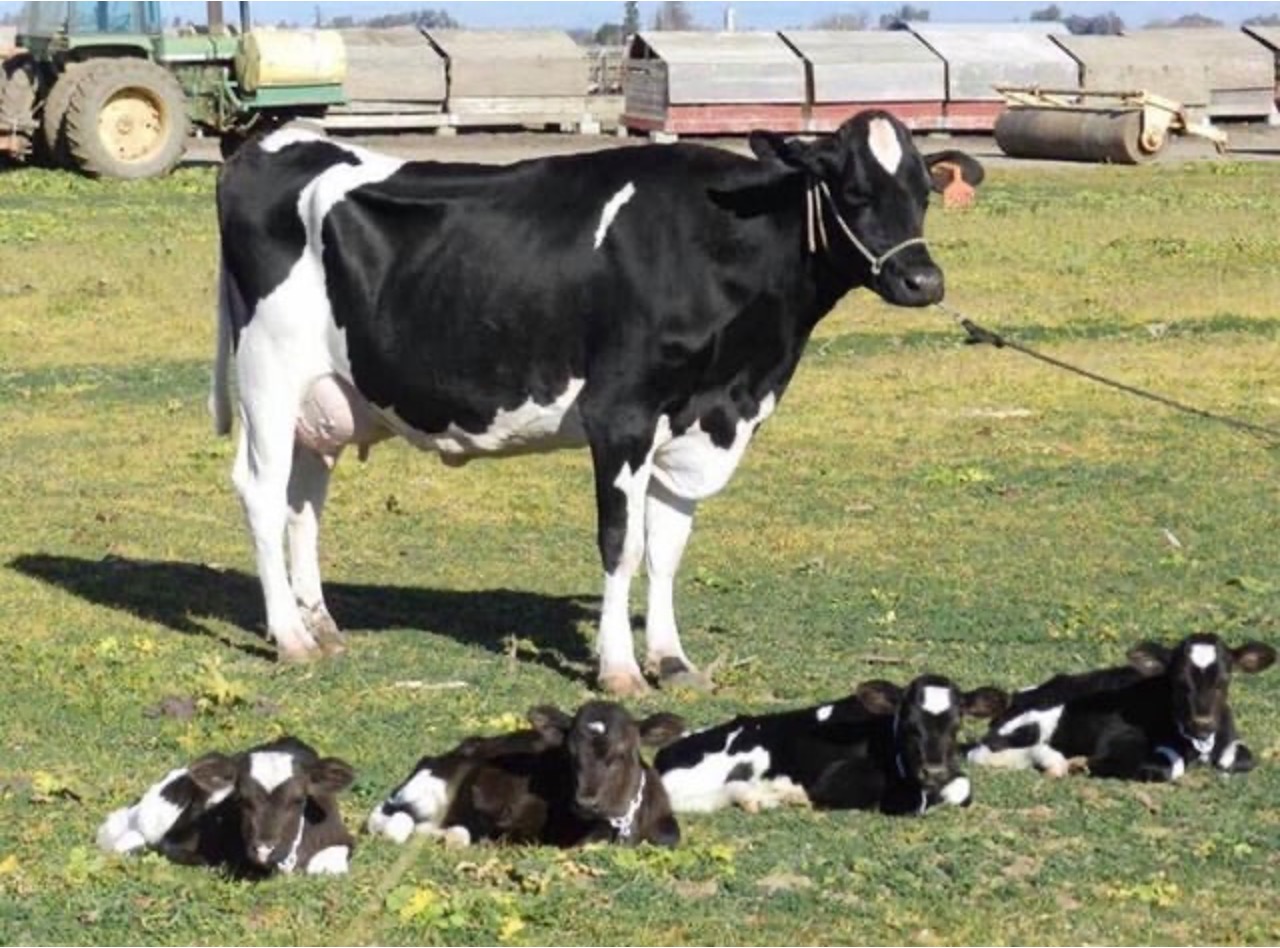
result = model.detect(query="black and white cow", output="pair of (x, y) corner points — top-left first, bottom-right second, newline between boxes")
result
(98, 736), (357, 877)
(368, 701), (685, 847)
(656, 676), (1008, 816)
(210, 112), (983, 692)
(968, 634), (1276, 781)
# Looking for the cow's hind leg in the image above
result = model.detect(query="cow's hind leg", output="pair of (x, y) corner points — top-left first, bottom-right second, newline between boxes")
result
(287, 444), (344, 655)
(643, 481), (711, 690)
(233, 361), (317, 662)
(586, 434), (654, 697)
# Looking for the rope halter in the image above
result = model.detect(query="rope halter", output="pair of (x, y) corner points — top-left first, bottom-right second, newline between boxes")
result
(276, 811), (307, 874)
(609, 771), (646, 841)
(806, 179), (927, 277)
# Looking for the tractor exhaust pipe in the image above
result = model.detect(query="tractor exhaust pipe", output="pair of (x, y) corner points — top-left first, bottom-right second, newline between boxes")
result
(239, 1), (252, 32)
(207, 2), (224, 35)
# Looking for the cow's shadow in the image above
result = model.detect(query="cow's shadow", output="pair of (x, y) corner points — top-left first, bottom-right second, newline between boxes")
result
(8, 553), (597, 681)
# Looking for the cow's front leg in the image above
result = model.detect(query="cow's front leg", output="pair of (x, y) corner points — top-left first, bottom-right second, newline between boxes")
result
(287, 444), (344, 655)
(643, 481), (712, 690)
(589, 441), (652, 697)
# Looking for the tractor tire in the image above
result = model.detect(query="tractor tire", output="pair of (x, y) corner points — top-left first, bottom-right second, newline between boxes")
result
(0, 55), (38, 162)
(64, 58), (188, 179)
(41, 62), (92, 168)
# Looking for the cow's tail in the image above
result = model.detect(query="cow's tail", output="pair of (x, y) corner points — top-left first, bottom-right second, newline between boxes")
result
(209, 257), (235, 437)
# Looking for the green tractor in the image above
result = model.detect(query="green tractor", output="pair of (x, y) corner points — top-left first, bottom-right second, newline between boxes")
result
(0, 1), (346, 179)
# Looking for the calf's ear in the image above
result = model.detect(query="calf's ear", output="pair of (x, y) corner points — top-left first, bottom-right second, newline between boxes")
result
(925, 151), (985, 191)
(961, 687), (1009, 720)
(1128, 642), (1171, 677)
(308, 757), (356, 794)
(527, 705), (573, 745)
(856, 680), (903, 715)
(188, 752), (238, 795)
(1232, 642), (1277, 674)
(638, 713), (687, 749)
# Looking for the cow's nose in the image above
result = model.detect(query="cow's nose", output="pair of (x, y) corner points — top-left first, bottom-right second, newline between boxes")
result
(904, 267), (944, 302)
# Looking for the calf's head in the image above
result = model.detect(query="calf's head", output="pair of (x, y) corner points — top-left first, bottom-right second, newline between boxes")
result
(529, 702), (684, 824)
(1128, 634), (1275, 747)
(749, 110), (984, 307)
(858, 675), (1008, 793)
(188, 745), (355, 870)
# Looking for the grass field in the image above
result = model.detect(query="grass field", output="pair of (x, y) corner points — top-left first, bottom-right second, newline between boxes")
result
(1, 153), (1279, 945)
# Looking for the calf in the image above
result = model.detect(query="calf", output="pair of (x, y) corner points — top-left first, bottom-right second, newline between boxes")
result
(97, 736), (357, 877)
(656, 676), (1008, 817)
(968, 634), (1276, 781)
(369, 701), (685, 847)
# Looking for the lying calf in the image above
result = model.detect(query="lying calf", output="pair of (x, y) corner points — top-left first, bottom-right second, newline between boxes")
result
(369, 701), (685, 847)
(968, 634), (1276, 781)
(98, 736), (356, 876)
(656, 675), (1008, 816)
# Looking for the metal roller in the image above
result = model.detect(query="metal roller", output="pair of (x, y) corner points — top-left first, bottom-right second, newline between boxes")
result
(994, 108), (1152, 165)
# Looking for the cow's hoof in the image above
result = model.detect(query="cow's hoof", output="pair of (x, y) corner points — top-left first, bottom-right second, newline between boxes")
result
(651, 657), (714, 692)
(313, 624), (347, 657)
(302, 605), (347, 656)
(277, 641), (322, 664)
(599, 670), (651, 697)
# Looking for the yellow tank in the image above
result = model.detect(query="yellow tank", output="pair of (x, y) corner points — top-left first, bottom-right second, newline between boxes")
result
(236, 29), (347, 92)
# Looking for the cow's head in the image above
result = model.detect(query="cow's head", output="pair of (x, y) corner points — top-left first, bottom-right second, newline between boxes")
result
(1128, 634), (1275, 748)
(188, 745), (355, 871)
(858, 675), (1008, 793)
(529, 701), (685, 823)
(748, 110), (983, 307)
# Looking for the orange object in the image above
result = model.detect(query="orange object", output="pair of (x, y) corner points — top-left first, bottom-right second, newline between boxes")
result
(933, 161), (975, 209)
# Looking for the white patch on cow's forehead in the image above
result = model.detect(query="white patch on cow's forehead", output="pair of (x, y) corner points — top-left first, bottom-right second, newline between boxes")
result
(1189, 643), (1217, 669)
(868, 117), (903, 175)
(921, 686), (952, 715)
(587, 721), (607, 734)
(815, 705), (833, 722)
(249, 752), (296, 792)
(594, 181), (636, 250)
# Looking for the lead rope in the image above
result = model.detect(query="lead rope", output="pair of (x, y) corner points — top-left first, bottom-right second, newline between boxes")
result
(936, 301), (1280, 448)
(807, 179), (927, 276)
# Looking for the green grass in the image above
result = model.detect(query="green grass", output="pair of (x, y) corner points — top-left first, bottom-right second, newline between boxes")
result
(1, 157), (1279, 945)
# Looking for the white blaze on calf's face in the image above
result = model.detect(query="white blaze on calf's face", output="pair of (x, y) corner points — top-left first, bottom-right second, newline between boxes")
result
(1189, 643), (1217, 670)
(921, 686), (952, 716)
(249, 752), (296, 793)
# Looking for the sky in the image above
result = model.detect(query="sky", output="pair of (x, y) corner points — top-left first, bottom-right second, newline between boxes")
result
(2, 1), (1278, 30)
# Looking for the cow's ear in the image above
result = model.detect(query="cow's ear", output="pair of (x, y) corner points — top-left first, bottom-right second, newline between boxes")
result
(308, 757), (356, 794)
(856, 680), (903, 714)
(527, 705), (573, 745)
(925, 151), (984, 191)
(961, 687), (1009, 720)
(188, 752), (238, 796)
(1128, 642), (1171, 677)
(1232, 642), (1277, 674)
(749, 129), (838, 178)
(638, 713), (686, 749)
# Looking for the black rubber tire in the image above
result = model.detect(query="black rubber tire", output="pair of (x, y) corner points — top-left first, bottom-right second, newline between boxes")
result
(64, 58), (189, 179)
(41, 62), (92, 168)
(0, 55), (38, 162)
